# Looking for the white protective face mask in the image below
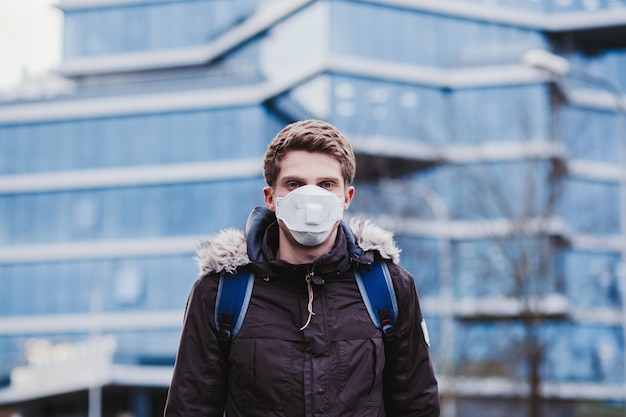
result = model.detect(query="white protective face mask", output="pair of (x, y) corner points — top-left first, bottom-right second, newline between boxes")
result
(275, 185), (346, 246)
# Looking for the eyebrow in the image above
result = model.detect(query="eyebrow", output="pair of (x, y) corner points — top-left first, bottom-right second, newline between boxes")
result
(281, 176), (341, 183)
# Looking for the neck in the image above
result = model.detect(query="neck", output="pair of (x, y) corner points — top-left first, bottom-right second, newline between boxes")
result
(276, 228), (338, 264)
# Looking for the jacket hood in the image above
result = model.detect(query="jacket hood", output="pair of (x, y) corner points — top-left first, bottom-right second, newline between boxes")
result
(195, 208), (401, 276)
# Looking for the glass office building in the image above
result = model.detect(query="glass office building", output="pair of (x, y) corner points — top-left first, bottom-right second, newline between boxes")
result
(0, 0), (625, 416)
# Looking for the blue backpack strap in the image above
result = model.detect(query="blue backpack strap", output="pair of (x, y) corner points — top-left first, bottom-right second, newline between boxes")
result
(215, 269), (255, 355)
(354, 260), (399, 341)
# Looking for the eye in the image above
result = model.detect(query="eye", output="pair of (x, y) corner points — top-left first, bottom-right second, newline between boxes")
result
(320, 182), (334, 189)
(286, 181), (301, 189)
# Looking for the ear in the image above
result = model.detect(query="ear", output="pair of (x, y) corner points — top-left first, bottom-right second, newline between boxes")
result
(343, 186), (355, 210)
(264, 186), (276, 212)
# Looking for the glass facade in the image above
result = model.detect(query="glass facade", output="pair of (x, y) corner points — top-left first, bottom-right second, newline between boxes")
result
(0, 179), (266, 245)
(1, 0), (625, 416)
(330, 1), (549, 67)
(457, 0), (626, 12)
(63, 0), (259, 58)
(0, 106), (272, 175)
(0, 255), (197, 316)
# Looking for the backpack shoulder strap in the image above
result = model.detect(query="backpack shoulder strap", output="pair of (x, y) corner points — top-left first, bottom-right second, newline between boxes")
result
(354, 260), (399, 341)
(215, 269), (255, 355)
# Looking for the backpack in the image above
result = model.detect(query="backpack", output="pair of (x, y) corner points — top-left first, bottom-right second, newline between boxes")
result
(214, 260), (398, 354)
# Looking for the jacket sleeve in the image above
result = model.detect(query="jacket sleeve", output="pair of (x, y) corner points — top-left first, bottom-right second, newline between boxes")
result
(383, 263), (440, 417)
(163, 274), (227, 417)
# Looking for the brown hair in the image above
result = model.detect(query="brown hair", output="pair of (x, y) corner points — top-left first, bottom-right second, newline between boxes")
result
(263, 119), (356, 187)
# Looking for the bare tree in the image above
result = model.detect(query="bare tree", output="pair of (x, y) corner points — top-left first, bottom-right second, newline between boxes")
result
(351, 91), (568, 417)
(448, 155), (566, 417)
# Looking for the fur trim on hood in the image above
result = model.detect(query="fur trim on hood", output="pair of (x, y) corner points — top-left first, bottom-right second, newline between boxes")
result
(195, 217), (401, 276)
(347, 217), (401, 264)
(195, 228), (249, 276)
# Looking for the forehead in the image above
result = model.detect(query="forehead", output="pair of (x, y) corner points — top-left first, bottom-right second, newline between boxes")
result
(277, 150), (343, 180)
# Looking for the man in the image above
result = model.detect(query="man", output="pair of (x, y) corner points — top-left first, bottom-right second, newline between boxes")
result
(164, 119), (440, 417)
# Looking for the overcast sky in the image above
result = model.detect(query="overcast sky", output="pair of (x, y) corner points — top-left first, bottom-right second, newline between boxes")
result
(0, 0), (62, 90)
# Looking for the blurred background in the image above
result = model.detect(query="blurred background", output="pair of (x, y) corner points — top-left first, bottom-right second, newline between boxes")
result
(0, 0), (61, 92)
(0, 0), (625, 416)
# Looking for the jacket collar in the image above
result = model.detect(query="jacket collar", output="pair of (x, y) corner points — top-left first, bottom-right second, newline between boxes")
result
(196, 207), (401, 276)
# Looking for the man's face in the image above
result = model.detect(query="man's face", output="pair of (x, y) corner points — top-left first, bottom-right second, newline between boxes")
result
(264, 150), (354, 212)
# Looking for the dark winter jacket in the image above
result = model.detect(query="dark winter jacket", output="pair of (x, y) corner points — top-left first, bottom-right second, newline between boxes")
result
(164, 207), (440, 417)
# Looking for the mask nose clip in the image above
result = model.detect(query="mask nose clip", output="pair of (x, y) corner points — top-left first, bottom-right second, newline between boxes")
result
(304, 203), (323, 225)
